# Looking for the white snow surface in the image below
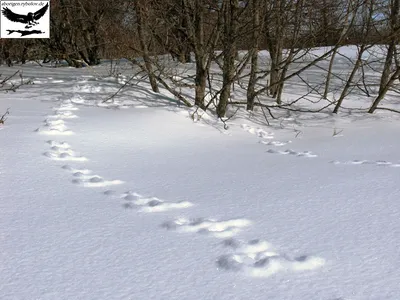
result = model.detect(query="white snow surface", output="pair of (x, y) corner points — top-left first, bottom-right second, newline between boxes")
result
(1, 59), (400, 300)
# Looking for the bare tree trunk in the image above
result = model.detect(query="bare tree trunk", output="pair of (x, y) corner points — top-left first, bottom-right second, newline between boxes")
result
(217, 0), (239, 118)
(333, 46), (365, 113)
(191, 0), (207, 109)
(21, 41), (31, 64)
(368, 67), (400, 113)
(369, 0), (399, 112)
(378, 42), (396, 94)
(135, 0), (159, 93)
(377, 0), (399, 95)
(275, 0), (307, 104)
(275, 49), (296, 104)
(323, 48), (338, 99)
(246, 0), (261, 111)
(268, 43), (283, 100)
(177, 3), (191, 64)
(265, 0), (285, 103)
(194, 60), (207, 109)
(1, 40), (13, 67)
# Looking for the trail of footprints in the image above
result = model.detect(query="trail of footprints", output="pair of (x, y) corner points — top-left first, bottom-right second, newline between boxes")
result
(162, 216), (325, 277)
(330, 159), (400, 168)
(38, 99), (124, 188)
(267, 148), (318, 158)
(217, 238), (325, 277)
(241, 124), (317, 158)
(242, 123), (400, 165)
(241, 124), (275, 139)
(162, 217), (252, 238)
(121, 191), (193, 212)
(36, 119), (74, 135)
(44, 140), (87, 161)
(37, 94), (325, 278)
(39, 97), (192, 208)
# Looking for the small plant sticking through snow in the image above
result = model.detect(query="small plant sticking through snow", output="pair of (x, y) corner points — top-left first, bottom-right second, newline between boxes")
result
(0, 108), (10, 125)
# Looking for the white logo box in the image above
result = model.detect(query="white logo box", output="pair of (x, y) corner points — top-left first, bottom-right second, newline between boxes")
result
(1, 0), (50, 38)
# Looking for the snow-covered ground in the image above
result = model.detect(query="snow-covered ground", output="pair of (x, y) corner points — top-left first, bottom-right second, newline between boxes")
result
(1, 56), (400, 300)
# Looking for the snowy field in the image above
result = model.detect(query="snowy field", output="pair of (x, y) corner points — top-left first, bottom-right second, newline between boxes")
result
(1, 51), (400, 300)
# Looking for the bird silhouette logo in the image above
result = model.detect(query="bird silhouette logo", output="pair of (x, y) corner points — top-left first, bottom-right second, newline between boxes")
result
(2, 3), (48, 29)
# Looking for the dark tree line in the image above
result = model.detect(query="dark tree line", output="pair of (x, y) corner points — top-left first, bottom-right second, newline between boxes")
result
(1, 0), (400, 116)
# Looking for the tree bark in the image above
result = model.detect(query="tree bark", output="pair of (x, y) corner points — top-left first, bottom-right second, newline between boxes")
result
(135, 0), (159, 93)
(369, 0), (399, 112)
(333, 46), (365, 113)
(246, 0), (261, 111)
(323, 48), (338, 99)
(217, 0), (239, 118)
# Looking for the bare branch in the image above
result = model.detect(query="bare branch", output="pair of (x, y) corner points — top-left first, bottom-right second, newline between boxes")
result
(0, 108), (10, 125)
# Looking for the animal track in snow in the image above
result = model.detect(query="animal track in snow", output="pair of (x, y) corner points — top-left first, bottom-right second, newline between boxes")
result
(162, 217), (252, 238)
(37, 108), (77, 134)
(36, 122), (74, 135)
(72, 174), (124, 188)
(241, 124), (274, 139)
(330, 159), (400, 167)
(53, 103), (79, 111)
(61, 165), (92, 174)
(44, 119), (65, 126)
(260, 140), (292, 147)
(217, 238), (325, 277)
(43, 149), (87, 162)
(47, 111), (78, 119)
(266, 149), (317, 158)
(47, 140), (71, 149)
(43, 141), (87, 161)
(103, 190), (117, 195)
(122, 191), (193, 212)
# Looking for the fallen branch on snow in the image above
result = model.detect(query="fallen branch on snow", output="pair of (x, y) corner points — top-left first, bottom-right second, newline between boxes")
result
(0, 108), (10, 125)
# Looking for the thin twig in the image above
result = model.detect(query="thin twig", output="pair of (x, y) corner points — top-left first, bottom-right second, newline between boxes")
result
(0, 108), (10, 124)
